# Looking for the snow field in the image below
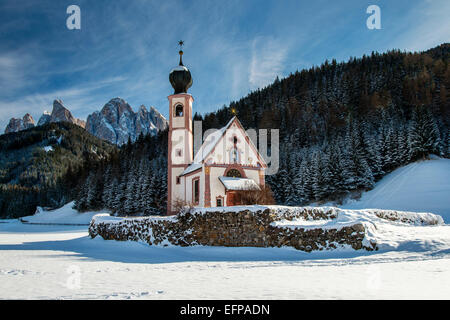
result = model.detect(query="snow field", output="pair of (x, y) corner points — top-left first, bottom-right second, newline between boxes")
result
(0, 221), (449, 299)
(342, 157), (450, 223)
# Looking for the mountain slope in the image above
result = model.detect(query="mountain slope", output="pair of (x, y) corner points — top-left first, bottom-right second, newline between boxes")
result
(0, 122), (117, 218)
(341, 157), (450, 223)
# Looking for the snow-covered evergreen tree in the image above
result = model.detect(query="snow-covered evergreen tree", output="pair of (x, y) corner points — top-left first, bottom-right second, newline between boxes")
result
(408, 105), (441, 160)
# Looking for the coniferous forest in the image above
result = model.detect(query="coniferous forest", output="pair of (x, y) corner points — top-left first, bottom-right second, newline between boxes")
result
(74, 132), (168, 215)
(1, 44), (449, 218)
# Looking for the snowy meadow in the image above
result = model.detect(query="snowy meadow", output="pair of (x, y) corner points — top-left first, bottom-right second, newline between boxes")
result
(1, 215), (449, 299)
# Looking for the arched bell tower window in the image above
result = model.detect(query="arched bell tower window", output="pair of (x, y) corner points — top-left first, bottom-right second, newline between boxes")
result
(174, 104), (184, 117)
(226, 169), (242, 178)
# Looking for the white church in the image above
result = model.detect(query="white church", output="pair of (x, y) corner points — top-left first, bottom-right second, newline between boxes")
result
(167, 46), (267, 215)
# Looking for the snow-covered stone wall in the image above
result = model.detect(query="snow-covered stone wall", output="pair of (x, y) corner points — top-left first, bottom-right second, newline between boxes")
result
(89, 206), (444, 252)
(90, 206), (414, 252)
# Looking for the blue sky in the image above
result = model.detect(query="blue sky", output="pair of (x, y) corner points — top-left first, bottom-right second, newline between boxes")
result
(0, 0), (449, 129)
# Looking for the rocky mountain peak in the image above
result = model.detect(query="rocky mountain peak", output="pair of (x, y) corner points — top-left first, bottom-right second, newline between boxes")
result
(37, 100), (86, 129)
(100, 97), (133, 122)
(51, 99), (75, 122)
(86, 98), (168, 145)
(23, 113), (34, 125)
(4, 114), (36, 134)
(37, 111), (51, 126)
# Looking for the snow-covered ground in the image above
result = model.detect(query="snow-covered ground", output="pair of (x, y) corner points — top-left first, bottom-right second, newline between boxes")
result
(1, 215), (449, 299)
(21, 202), (108, 225)
(341, 157), (450, 223)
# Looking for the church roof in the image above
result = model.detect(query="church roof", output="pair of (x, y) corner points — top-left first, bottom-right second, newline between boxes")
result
(219, 176), (261, 191)
(180, 116), (235, 176)
(180, 116), (266, 176)
(180, 162), (202, 176)
(194, 116), (236, 162)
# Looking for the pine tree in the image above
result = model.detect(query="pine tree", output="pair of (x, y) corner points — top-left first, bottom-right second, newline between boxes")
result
(312, 150), (327, 201)
(85, 171), (97, 210)
(101, 166), (112, 207)
(113, 177), (127, 215)
(321, 148), (335, 198)
(396, 124), (409, 166)
(341, 125), (357, 191)
(383, 123), (397, 171)
(124, 165), (138, 215)
(327, 143), (344, 198)
(408, 105), (441, 160)
(300, 156), (314, 202)
(365, 133), (384, 180)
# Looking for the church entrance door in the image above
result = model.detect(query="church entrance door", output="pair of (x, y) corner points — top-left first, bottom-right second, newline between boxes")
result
(226, 191), (238, 206)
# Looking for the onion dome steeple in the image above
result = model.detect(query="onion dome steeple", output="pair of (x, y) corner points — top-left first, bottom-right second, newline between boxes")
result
(169, 40), (193, 94)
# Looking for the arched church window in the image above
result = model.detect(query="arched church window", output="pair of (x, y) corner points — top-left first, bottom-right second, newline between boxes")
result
(193, 178), (199, 204)
(226, 169), (242, 178)
(174, 104), (184, 117)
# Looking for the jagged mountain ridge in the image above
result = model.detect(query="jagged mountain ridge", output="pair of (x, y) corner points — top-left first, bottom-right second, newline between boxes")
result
(5, 100), (86, 134)
(85, 98), (168, 145)
(4, 98), (168, 145)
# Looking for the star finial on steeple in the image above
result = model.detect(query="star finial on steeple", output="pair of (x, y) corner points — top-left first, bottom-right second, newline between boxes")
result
(178, 40), (184, 66)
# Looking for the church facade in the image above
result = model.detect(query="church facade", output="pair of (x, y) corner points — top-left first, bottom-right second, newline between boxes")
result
(167, 48), (267, 215)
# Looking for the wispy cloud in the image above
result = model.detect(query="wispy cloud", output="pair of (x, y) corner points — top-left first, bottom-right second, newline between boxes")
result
(390, 0), (450, 52)
(249, 37), (289, 90)
(0, 51), (35, 92)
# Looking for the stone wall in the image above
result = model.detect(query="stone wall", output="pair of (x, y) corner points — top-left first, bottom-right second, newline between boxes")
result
(372, 209), (444, 225)
(89, 206), (378, 252)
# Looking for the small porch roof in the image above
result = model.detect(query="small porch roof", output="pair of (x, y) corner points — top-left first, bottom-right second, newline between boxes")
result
(219, 176), (261, 191)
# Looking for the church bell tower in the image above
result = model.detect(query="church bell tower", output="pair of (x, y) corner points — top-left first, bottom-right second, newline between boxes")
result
(167, 41), (194, 215)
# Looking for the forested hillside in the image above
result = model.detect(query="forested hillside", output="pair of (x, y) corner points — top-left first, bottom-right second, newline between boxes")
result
(0, 122), (117, 218)
(196, 43), (450, 205)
